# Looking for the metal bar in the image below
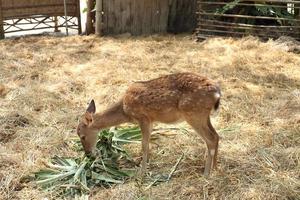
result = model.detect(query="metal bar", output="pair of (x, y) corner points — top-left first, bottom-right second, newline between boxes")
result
(64, 0), (69, 35)
(198, 12), (300, 21)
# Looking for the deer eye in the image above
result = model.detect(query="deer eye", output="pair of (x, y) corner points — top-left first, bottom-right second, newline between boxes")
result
(81, 136), (86, 141)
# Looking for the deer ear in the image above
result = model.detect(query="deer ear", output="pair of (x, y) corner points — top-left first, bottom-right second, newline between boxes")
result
(83, 112), (93, 126)
(86, 99), (96, 114)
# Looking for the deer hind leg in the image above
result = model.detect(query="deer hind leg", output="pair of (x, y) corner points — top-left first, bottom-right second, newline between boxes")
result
(139, 119), (153, 173)
(184, 113), (219, 176)
(207, 117), (219, 169)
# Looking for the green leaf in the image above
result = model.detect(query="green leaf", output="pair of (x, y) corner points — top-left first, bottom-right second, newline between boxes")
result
(216, 0), (241, 14)
(36, 170), (76, 185)
(33, 127), (142, 198)
(74, 160), (88, 182)
(91, 172), (123, 184)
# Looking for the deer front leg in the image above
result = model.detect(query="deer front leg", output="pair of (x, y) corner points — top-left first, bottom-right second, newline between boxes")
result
(139, 119), (153, 174)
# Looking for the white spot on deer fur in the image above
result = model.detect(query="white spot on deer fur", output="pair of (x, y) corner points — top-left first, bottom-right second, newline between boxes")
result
(210, 149), (215, 156)
(214, 92), (220, 99)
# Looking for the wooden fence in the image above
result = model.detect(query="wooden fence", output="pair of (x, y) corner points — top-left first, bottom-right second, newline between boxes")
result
(168, 0), (197, 33)
(196, 0), (300, 40)
(0, 0), (81, 39)
(96, 0), (197, 35)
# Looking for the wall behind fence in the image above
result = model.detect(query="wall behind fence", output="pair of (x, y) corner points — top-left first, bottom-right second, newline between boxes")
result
(99, 0), (197, 35)
(168, 0), (197, 33)
(102, 0), (169, 35)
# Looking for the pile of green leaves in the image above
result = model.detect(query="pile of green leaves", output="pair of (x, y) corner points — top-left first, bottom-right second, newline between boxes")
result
(34, 127), (141, 198)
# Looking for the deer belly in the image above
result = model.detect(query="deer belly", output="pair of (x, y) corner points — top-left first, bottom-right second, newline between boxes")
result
(151, 110), (184, 124)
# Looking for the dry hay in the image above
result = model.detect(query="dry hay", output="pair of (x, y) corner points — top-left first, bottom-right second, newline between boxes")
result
(0, 34), (299, 200)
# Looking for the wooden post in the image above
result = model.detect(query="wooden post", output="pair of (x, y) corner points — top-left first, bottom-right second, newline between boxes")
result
(86, 0), (94, 34)
(95, 0), (102, 35)
(77, 0), (82, 34)
(54, 16), (59, 32)
(63, 0), (69, 35)
(296, 3), (300, 35)
(0, 0), (4, 39)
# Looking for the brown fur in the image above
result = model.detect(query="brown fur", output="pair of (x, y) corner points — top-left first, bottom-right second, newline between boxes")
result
(77, 72), (221, 176)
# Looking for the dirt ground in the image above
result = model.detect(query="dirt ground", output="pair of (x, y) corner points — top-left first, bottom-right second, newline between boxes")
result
(0, 34), (299, 200)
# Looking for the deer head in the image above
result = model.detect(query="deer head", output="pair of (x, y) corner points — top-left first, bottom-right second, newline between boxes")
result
(77, 100), (98, 156)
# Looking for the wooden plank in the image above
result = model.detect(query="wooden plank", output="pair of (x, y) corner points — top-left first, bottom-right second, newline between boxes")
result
(5, 23), (79, 33)
(131, 0), (136, 35)
(128, 0), (133, 34)
(157, 0), (162, 32)
(151, 0), (156, 32)
(114, 0), (120, 34)
(2, 0), (78, 19)
(143, 0), (151, 34)
(198, 12), (300, 22)
(126, 0), (132, 34)
(168, 0), (197, 33)
(2, 3), (79, 10)
(107, 0), (114, 34)
(86, 0), (93, 34)
(197, 0), (300, 3)
(95, 0), (102, 35)
(198, 1), (300, 9)
(120, 0), (125, 34)
(167, 0), (177, 32)
(0, 0), (4, 39)
(198, 19), (300, 29)
(159, 0), (169, 32)
(197, 28), (300, 40)
(151, 0), (158, 33)
(199, 29), (300, 40)
(135, 0), (143, 35)
(197, 23), (300, 35)
(102, 0), (108, 34)
(141, 0), (146, 34)
(76, 0), (82, 34)
(105, 0), (110, 34)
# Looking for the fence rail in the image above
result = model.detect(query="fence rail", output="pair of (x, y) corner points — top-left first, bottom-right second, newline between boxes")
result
(197, 0), (300, 40)
(0, 0), (81, 39)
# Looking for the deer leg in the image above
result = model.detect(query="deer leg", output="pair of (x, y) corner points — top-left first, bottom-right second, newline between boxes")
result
(139, 119), (152, 173)
(207, 117), (219, 169)
(185, 113), (219, 176)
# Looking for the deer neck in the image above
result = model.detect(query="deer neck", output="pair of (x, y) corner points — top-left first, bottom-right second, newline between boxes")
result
(90, 100), (130, 130)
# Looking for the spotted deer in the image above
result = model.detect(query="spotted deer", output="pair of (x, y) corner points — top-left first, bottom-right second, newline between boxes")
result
(77, 72), (221, 176)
